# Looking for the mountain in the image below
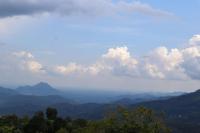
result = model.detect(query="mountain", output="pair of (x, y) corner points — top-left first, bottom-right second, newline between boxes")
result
(133, 89), (200, 133)
(0, 87), (19, 105)
(51, 103), (114, 120)
(134, 89), (200, 118)
(2, 83), (200, 132)
(0, 87), (18, 96)
(0, 85), (74, 116)
(0, 94), (69, 116)
(111, 92), (184, 105)
(16, 82), (61, 96)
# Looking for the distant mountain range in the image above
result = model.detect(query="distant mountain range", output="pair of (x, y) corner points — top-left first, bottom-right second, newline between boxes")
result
(0, 83), (73, 116)
(1, 82), (199, 132)
(0, 82), (184, 117)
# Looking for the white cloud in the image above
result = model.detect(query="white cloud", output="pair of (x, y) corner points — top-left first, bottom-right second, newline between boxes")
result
(142, 47), (185, 80)
(4, 34), (200, 83)
(180, 46), (200, 79)
(182, 46), (200, 58)
(143, 64), (165, 79)
(189, 34), (200, 46)
(13, 51), (45, 73)
(141, 41), (200, 80)
(53, 34), (200, 81)
(102, 46), (139, 76)
(102, 47), (138, 69)
(13, 51), (34, 58)
(87, 62), (110, 75)
(25, 60), (44, 73)
(54, 47), (138, 77)
(55, 63), (85, 75)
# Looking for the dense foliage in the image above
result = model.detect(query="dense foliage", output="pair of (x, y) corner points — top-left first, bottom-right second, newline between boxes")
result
(0, 107), (170, 133)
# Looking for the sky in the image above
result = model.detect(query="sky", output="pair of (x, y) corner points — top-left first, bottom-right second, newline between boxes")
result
(1, 0), (200, 92)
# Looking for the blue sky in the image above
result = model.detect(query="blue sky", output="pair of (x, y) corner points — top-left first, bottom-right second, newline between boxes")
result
(1, 0), (200, 92)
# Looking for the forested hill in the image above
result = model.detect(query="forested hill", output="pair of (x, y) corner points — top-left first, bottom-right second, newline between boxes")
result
(133, 89), (200, 133)
(0, 107), (170, 133)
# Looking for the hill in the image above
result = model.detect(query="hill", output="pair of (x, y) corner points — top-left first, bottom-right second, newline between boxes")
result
(0, 85), (73, 116)
(133, 89), (200, 133)
(16, 82), (61, 96)
(0, 94), (71, 116)
(0, 87), (18, 96)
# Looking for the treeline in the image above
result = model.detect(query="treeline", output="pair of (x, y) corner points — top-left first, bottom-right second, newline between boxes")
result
(0, 107), (170, 133)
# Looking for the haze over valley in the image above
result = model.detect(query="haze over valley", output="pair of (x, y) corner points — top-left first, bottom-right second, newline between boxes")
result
(1, 0), (200, 133)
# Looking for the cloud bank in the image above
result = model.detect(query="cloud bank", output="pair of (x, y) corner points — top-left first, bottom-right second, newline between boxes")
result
(0, 0), (173, 18)
(2, 34), (200, 82)
(54, 35), (200, 81)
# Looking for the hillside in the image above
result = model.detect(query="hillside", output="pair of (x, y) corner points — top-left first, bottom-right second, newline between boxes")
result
(1, 84), (200, 132)
(0, 94), (71, 116)
(0, 87), (18, 96)
(133, 89), (200, 133)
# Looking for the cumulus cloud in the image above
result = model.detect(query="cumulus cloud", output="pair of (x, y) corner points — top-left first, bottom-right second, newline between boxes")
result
(54, 46), (185, 80)
(181, 57), (200, 79)
(53, 34), (200, 81)
(3, 35), (200, 81)
(189, 34), (200, 46)
(102, 47), (138, 76)
(54, 47), (138, 77)
(181, 46), (200, 79)
(143, 64), (165, 79)
(0, 0), (174, 18)
(25, 60), (44, 73)
(142, 47), (185, 79)
(13, 51), (45, 73)
(55, 62), (109, 76)
(102, 47), (138, 67)
(142, 43), (200, 80)
(55, 63), (85, 75)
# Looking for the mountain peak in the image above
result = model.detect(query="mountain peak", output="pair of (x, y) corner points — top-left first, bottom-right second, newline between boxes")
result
(34, 82), (52, 88)
(16, 82), (60, 96)
(195, 89), (200, 93)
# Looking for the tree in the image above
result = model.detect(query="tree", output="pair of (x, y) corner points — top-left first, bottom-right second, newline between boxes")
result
(73, 119), (87, 128)
(0, 107), (171, 133)
(78, 107), (170, 133)
(46, 107), (58, 120)
(54, 117), (66, 132)
(24, 111), (47, 133)
(56, 128), (69, 133)
(0, 115), (18, 127)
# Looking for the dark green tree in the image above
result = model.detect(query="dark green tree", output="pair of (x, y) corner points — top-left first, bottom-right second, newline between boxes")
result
(0, 107), (171, 133)
(56, 128), (69, 133)
(77, 107), (170, 133)
(54, 117), (67, 132)
(46, 107), (58, 120)
(24, 111), (47, 133)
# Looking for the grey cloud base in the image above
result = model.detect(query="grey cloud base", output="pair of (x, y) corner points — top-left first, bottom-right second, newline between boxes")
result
(0, 0), (173, 18)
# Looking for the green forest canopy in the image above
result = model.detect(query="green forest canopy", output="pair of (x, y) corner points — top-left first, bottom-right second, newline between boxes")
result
(0, 107), (170, 133)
